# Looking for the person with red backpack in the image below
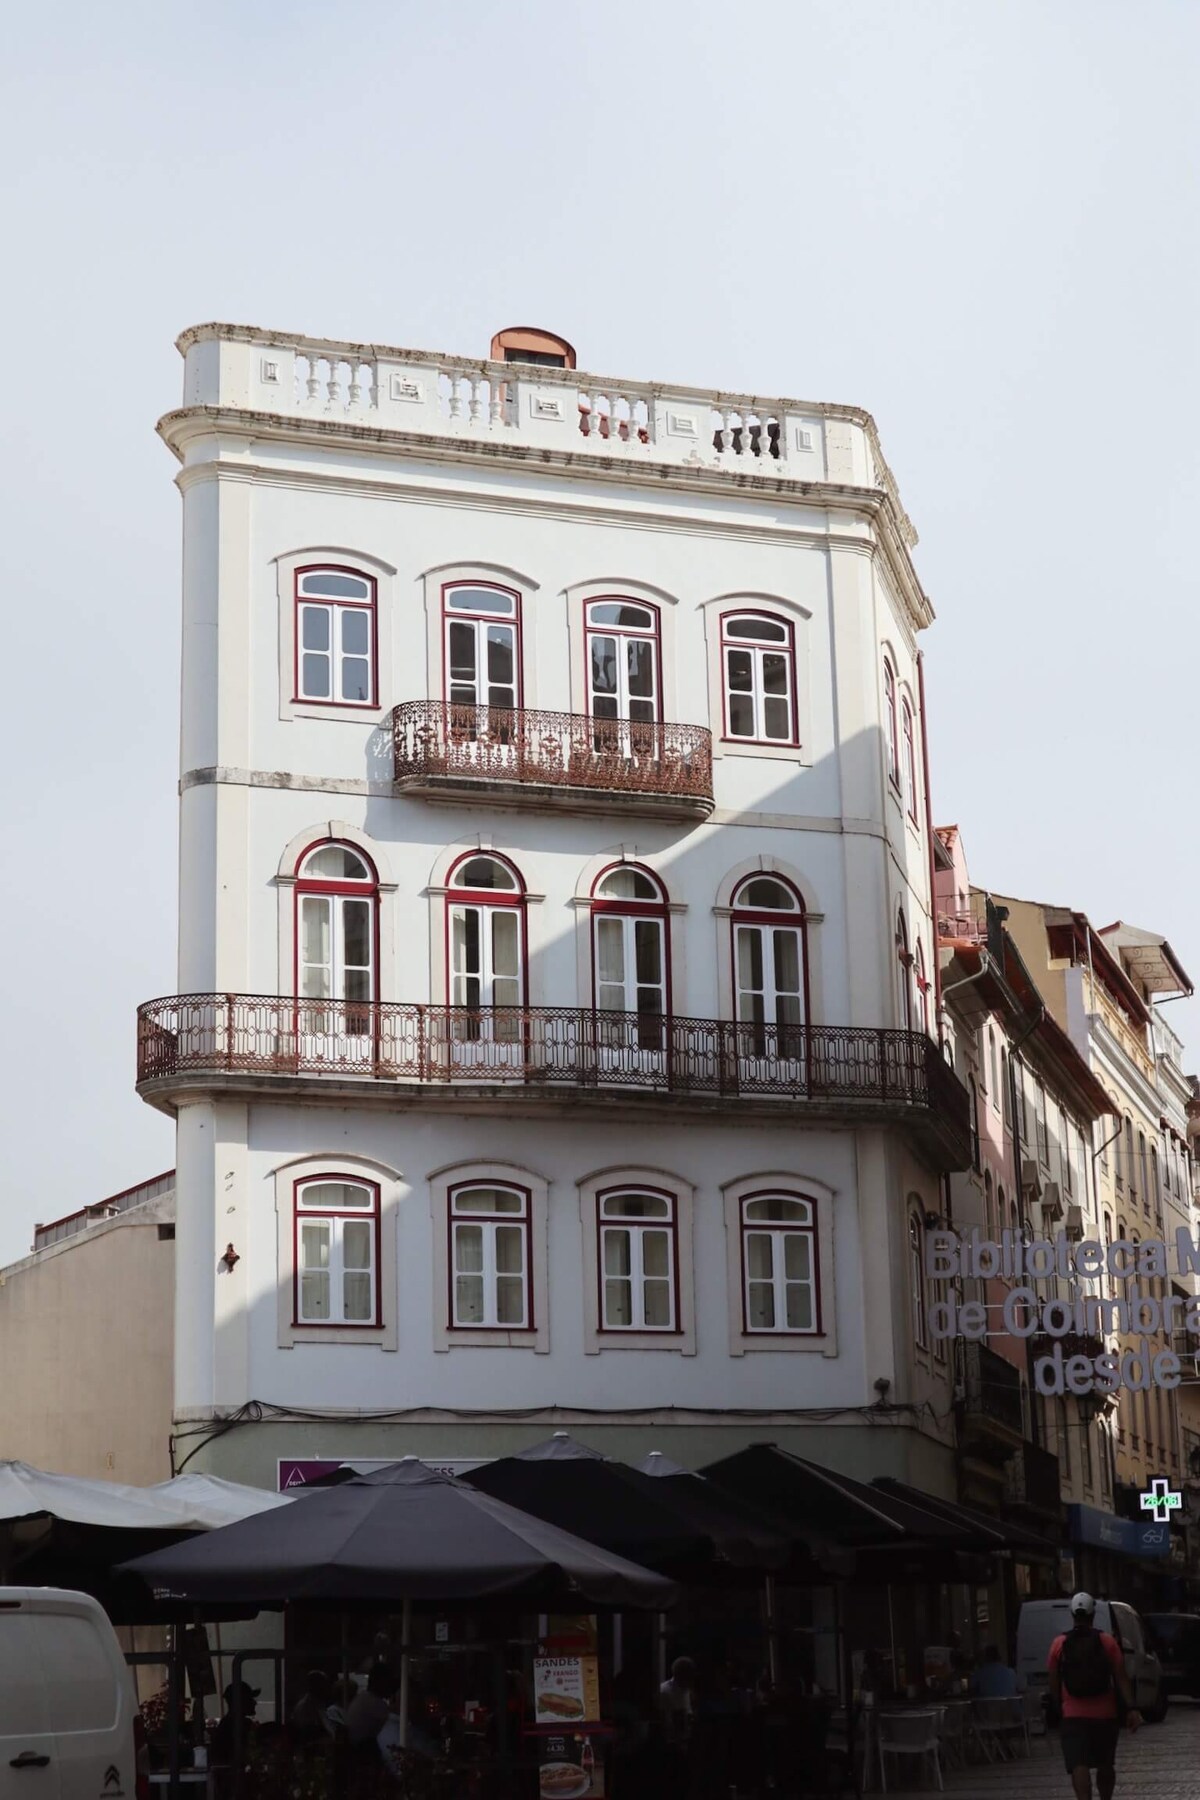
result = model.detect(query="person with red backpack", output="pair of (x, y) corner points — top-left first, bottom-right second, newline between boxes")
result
(1048, 1593), (1141, 1800)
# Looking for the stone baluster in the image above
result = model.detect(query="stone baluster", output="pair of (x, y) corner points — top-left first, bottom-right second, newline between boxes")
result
(447, 373), (464, 421)
(305, 356), (321, 404)
(489, 377), (503, 427)
(469, 377), (485, 424)
(326, 358), (342, 408)
(348, 362), (362, 408)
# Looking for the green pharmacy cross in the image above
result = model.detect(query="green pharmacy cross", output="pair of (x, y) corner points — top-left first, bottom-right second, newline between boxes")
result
(1139, 1478), (1182, 1524)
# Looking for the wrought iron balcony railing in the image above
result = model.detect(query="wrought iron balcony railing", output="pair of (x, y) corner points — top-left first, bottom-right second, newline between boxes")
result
(137, 996), (972, 1167)
(392, 701), (713, 814)
(1003, 1438), (1063, 1517)
(961, 1341), (1026, 1439)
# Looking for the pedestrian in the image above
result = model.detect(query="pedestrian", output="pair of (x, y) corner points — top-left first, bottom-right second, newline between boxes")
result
(1047, 1593), (1141, 1800)
(970, 1644), (1020, 1699)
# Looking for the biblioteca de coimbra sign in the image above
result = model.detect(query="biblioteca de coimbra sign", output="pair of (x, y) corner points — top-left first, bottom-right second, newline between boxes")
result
(925, 1228), (1200, 1399)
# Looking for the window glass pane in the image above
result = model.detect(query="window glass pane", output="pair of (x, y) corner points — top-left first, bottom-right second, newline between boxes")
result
(300, 572), (371, 600)
(300, 1222), (330, 1269)
(300, 1183), (373, 1210)
(302, 654), (331, 698)
(447, 587), (516, 615)
(605, 1279), (632, 1326)
(597, 917), (625, 990)
(486, 625), (515, 686)
(341, 610), (369, 655)
(589, 602), (654, 629)
(300, 1272), (330, 1320)
(496, 1275), (525, 1325)
(726, 615), (788, 643)
(452, 1187), (524, 1215)
(340, 657), (371, 703)
(591, 637), (618, 696)
(726, 649), (753, 693)
(763, 696), (790, 740)
(747, 1281), (775, 1329)
(641, 1230), (670, 1278)
(739, 878), (796, 911)
(301, 607), (330, 650)
(745, 1196), (809, 1223)
(728, 695), (756, 738)
(604, 1230), (632, 1276)
(300, 897), (331, 970)
(784, 1233), (812, 1280)
(762, 653), (789, 695)
(495, 1224), (524, 1274)
(491, 909), (520, 980)
(773, 930), (801, 995)
(601, 1192), (670, 1218)
(342, 899), (372, 969)
(455, 857), (517, 891)
(342, 1220), (372, 1269)
(745, 1233), (774, 1279)
(302, 846), (370, 881)
(343, 1273), (372, 1322)
(301, 965), (331, 1001)
(643, 1280), (671, 1327)
(597, 868), (659, 901)
(737, 927), (764, 993)
(626, 640), (654, 698)
(448, 622), (478, 685)
(785, 1285), (814, 1331)
(455, 1275), (484, 1324)
(633, 920), (663, 985)
(455, 1225), (483, 1272)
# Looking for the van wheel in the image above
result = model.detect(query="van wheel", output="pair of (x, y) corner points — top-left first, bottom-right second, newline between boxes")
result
(1142, 1686), (1169, 1724)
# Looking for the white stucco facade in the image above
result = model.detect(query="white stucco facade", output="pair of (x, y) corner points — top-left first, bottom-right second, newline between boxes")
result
(142, 324), (970, 1491)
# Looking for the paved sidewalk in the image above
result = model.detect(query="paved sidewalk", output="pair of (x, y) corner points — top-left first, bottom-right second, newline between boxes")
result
(890, 1699), (1200, 1799)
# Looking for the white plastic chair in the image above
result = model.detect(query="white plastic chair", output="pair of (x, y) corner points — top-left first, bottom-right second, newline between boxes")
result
(877, 1709), (943, 1792)
(970, 1696), (1026, 1761)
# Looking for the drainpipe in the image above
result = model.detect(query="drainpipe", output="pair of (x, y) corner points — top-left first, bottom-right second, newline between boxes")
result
(916, 653), (942, 1030)
(1007, 1008), (1045, 1448)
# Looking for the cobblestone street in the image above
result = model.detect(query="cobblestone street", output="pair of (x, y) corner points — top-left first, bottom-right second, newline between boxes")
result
(897, 1700), (1200, 1799)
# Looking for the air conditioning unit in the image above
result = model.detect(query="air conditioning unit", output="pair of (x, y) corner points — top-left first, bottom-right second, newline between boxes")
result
(1063, 1201), (1084, 1239)
(1021, 1158), (1042, 1199)
(1041, 1181), (1064, 1221)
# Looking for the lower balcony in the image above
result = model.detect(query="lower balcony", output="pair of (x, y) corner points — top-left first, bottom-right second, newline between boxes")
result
(960, 1341), (1026, 1456)
(392, 701), (714, 819)
(1003, 1438), (1064, 1519)
(136, 997), (972, 1168)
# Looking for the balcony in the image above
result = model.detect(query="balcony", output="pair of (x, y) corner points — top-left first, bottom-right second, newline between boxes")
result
(1003, 1439), (1063, 1519)
(392, 702), (713, 820)
(960, 1342), (1026, 1453)
(136, 997), (973, 1170)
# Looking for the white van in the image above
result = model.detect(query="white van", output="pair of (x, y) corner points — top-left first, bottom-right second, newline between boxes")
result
(1016, 1597), (1168, 1722)
(0, 1588), (142, 1799)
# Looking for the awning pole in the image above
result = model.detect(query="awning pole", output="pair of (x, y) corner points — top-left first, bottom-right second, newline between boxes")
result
(398, 1595), (412, 1748)
(887, 1586), (898, 1692)
(764, 1574), (779, 1686)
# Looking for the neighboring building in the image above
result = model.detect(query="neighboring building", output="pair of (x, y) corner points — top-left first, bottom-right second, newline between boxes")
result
(935, 831), (1114, 1636)
(0, 1173), (175, 1484)
(994, 896), (1195, 1597)
(137, 320), (972, 1496)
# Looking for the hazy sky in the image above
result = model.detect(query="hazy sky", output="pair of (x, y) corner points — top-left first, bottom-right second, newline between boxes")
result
(1, 2), (1197, 1264)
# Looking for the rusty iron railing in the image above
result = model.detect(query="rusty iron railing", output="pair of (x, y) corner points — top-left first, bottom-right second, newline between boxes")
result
(392, 702), (713, 804)
(137, 996), (971, 1150)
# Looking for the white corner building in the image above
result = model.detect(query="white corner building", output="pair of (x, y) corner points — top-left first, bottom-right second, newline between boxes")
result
(140, 322), (971, 1491)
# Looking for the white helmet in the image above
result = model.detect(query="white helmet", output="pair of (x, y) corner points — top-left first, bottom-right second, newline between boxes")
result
(1070, 1591), (1096, 1616)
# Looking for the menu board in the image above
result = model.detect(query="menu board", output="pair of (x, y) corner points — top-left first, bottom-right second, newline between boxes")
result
(538, 1732), (604, 1800)
(534, 1653), (601, 1726)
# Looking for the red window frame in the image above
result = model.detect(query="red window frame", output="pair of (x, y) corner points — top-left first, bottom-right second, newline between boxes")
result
(293, 840), (380, 1008)
(728, 873), (811, 1036)
(446, 1180), (535, 1334)
(293, 565), (378, 709)
(719, 610), (799, 748)
(588, 863), (672, 1021)
(914, 939), (929, 1035)
(292, 1175), (382, 1329)
(441, 581), (523, 712)
(443, 851), (529, 1010)
(896, 912), (913, 1031)
(909, 1210), (927, 1347)
(738, 1190), (823, 1338)
(596, 1184), (681, 1335)
(884, 658), (900, 786)
(583, 597), (662, 725)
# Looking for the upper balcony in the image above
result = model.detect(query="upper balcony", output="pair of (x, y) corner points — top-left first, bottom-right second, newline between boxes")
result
(163, 325), (922, 573)
(136, 996), (973, 1171)
(392, 702), (713, 820)
(959, 1340), (1026, 1459)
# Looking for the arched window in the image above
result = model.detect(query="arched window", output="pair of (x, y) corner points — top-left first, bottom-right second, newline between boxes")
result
(591, 865), (669, 1060)
(731, 875), (807, 1060)
(901, 698), (918, 821)
(997, 1185), (1007, 1242)
(449, 1182), (531, 1329)
(913, 939), (929, 1035)
(988, 1027), (999, 1105)
(1150, 1144), (1161, 1216)
(294, 1177), (380, 1326)
(739, 1193), (820, 1334)
(1001, 1047), (1011, 1127)
(443, 583), (521, 714)
(295, 843), (377, 1038)
(720, 613), (797, 744)
(883, 658), (900, 785)
(896, 912), (913, 1030)
(598, 1187), (678, 1332)
(1122, 1116), (1134, 1196)
(446, 854), (526, 1058)
(585, 599), (660, 730)
(909, 1210), (927, 1347)
(1138, 1132), (1148, 1208)
(294, 566), (376, 706)
(984, 1170), (994, 1236)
